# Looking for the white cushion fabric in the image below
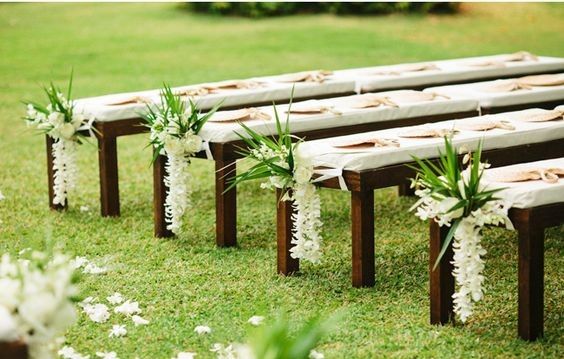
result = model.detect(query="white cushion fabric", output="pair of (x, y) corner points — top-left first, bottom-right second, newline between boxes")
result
(74, 75), (356, 122)
(425, 75), (564, 109)
(299, 108), (564, 172)
(484, 158), (564, 209)
(335, 55), (564, 93)
(199, 91), (478, 143)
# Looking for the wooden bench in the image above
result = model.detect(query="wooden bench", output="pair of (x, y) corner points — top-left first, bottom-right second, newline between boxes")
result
(152, 91), (480, 242)
(430, 158), (564, 340)
(48, 54), (564, 217)
(276, 108), (564, 287)
(427, 73), (564, 114)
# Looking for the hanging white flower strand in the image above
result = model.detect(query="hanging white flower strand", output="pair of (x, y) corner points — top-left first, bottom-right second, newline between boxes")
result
(144, 85), (220, 234)
(410, 138), (513, 322)
(230, 106), (323, 263)
(24, 74), (92, 206)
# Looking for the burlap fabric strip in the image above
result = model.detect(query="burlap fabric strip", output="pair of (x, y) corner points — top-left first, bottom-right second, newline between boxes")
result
(337, 94), (398, 109)
(273, 70), (333, 83)
(106, 95), (152, 106)
(488, 167), (564, 184)
(398, 127), (458, 138)
(465, 51), (538, 68)
(507, 109), (564, 123)
(207, 108), (271, 123)
(387, 91), (449, 103)
(456, 120), (515, 131)
(369, 63), (439, 76)
(483, 74), (564, 93)
(330, 137), (400, 149)
(285, 100), (342, 115)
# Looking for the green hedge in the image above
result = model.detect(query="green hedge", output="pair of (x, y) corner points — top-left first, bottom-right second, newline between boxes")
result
(188, 2), (460, 18)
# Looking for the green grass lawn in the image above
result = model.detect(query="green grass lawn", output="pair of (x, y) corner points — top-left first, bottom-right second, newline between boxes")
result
(1, 2), (563, 358)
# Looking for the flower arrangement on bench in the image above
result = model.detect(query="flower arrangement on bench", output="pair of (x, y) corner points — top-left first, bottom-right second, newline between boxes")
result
(409, 137), (514, 322)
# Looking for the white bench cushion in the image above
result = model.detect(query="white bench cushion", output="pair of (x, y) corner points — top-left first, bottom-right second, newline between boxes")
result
(199, 91), (478, 143)
(484, 158), (564, 209)
(74, 75), (356, 122)
(335, 55), (564, 93)
(299, 108), (564, 171)
(425, 75), (564, 109)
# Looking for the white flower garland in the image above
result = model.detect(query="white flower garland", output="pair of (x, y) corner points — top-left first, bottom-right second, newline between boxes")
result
(25, 92), (91, 206)
(163, 152), (193, 233)
(413, 180), (513, 322)
(149, 112), (203, 234)
(254, 144), (323, 263)
(51, 139), (78, 206)
(289, 182), (323, 263)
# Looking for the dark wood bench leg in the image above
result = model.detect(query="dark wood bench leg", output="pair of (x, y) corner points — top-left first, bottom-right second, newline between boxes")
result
(398, 182), (416, 197)
(153, 153), (173, 238)
(276, 189), (299, 275)
(517, 215), (544, 341)
(98, 136), (120, 217)
(351, 189), (375, 287)
(45, 135), (67, 211)
(429, 220), (455, 325)
(215, 159), (237, 247)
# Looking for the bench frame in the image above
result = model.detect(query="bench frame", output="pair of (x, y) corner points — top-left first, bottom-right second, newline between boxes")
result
(43, 67), (563, 216)
(276, 139), (564, 287)
(430, 202), (564, 341)
(151, 109), (479, 244)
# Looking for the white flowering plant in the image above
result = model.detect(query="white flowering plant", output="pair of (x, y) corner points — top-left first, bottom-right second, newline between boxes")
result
(23, 74), (92, 206)
(409, 136), (513, 322)
(228, 103), (323, 263)
(143, 84), (220, 234)
(0, 248), (80, 359)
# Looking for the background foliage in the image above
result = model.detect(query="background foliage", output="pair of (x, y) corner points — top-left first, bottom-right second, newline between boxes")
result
(188, 2), (460, 18)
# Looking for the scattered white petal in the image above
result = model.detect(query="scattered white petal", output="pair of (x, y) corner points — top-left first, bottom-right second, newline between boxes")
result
(58, 346), (90, 359)
(174, 352), (197, 359)
(131, 315), (150, 326)
(114, 300), (141, 316)
(109, 324), (127, 338)
(309, 349), (324, 359)
(71, 256), (89, 269)
(83, 262), (107, 274)
(79, 296), (96, 308)
(210, 343), (236, 358)
(107, 292), (124, 305)
(0, 191), (4, 201)
(80, 205), (91, 213)
(96, 352), (119, 359)
(194, 325), (211, 335)
(83, 303), (110, 323)
(247, 315), (264, 326)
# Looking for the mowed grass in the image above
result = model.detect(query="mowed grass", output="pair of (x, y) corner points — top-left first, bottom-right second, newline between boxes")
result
(1, 2), (563, 358)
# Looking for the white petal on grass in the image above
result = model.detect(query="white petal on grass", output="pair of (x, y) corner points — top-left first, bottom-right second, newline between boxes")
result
(58, 346), (90, 359)
(96, 352), (119, 359)
(83, 262), (107, 274)
(114, 300), (141, 316)
(107, 292), (124, 305)
(131, 315), (150, 326)
(83, 303), (110, 323)
(309, 349), (325, 359)
(109, 324), (127, 338)
(0, 191), (5, 201)
(80, 205), (91, 213)
(247, 315), (264, 326)
(174, 352), (197, 359)
(71, 256), (89, 269)
(194, 325), (212, 335)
